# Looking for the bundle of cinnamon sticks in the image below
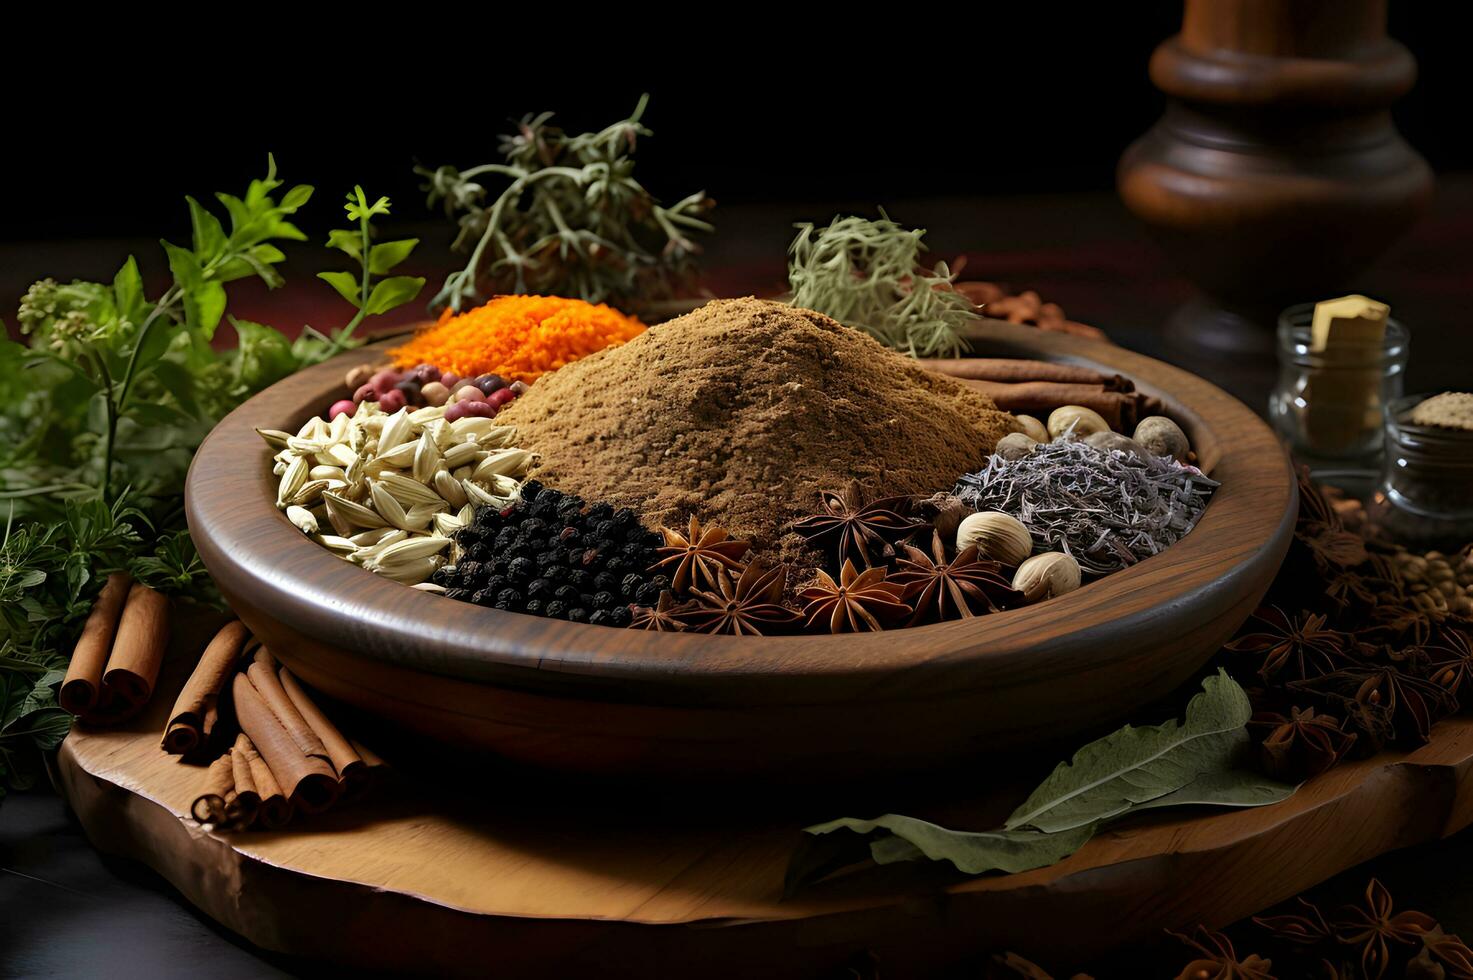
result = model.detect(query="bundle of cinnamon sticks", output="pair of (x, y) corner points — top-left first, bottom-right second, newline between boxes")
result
(174, 623), (384, 831)
(59, 573), (170, 725)
(923, 357), (1165, 432)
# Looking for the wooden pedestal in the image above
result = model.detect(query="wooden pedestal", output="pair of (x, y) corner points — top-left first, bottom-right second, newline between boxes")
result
(55, 644), (1473, 979)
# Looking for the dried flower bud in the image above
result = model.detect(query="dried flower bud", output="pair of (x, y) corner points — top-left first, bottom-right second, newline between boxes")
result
(956, 511), (1032, 567)
(1012, 552), (1082, 603)
(1047, 405), (1110, 441)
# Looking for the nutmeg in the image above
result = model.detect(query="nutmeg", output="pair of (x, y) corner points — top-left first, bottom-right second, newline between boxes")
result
(1014, 414), (1049, 443)
(995, 432), (1038, 461)
(956, 511), (1033, 567)
(1133, 416), (1190, 463)
(1085, 430), (1144, 457)
(1047, 405), (1110, 441)
(1012, 552), (1082, 604)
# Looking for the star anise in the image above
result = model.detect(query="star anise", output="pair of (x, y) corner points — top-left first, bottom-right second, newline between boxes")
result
(629, 591), (695, 632)
(799, 559), (912, 633)
(1248, 707), (1357, 781)
(676, 562), (801, 636)
(1409, 926), (1473, 980)
(1423, 625), (1473, 701)
(1332, 878), (1437, 980)
(649, 515), (750, 593)
(1254, 896), (1334, 947)
(1167, 925), (1275, 980)
(789, 481), (928, 569)
(1226, 607), (1356, 684)
(890, 531), (1022, 624)
(1291, 666), (1454, 747)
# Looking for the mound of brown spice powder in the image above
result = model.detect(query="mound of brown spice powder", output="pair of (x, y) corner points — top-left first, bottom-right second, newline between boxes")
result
(497, 298), (1017, 552)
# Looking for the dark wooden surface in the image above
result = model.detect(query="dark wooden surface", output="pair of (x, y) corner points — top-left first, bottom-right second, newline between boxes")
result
(7, 185), (1472, 977)
(185, 323), (1294, 780)
(49, 636), (1473, 979)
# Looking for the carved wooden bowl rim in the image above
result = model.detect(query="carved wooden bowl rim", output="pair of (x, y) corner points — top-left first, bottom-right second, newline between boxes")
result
(185, 320), (1296, 707)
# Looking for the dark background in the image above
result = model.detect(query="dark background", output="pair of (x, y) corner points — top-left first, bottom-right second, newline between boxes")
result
(2, 5), (1465, 245)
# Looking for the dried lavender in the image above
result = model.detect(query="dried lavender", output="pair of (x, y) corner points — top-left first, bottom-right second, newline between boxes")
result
(954, 440), (1218, 575)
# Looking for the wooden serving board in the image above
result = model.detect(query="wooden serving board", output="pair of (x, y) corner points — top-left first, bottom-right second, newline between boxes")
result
(57, 641), (1473, 979)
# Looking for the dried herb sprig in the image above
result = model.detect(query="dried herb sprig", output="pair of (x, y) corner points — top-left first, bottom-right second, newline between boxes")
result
(787, 211), (977, 359)
(954, 440), (1218, 575)
(419, 94), (714, 311)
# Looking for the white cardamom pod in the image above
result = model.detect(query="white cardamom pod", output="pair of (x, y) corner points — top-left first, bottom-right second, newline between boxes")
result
(379, 408), (413, 452)
(412, 430), (442, 484)
(1012, 552), (1082, 604)
(380, 472), (444, 508)
(256, 428), (293, 450)
(324, 491), (387, 531)
(277, 456), (309, 507)
(473, 448), (534, 480)
(955, 511), (1033, 567)
(285, 505), (319, 535)
(370, 481), (411, 530)
(434, 469), (469, 507)
(374, 441), (418, 470)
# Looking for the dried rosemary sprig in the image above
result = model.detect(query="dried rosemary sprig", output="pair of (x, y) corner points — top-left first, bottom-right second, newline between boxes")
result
(953, 440), (1218, 575)
(419, 94), (715, 311)
(787, 211), (977, 359)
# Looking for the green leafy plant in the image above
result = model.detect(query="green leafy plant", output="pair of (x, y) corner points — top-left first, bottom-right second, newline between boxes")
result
(789, 672), (1295, 887)
(304, 186), (424, 360)
(418, 94), (714, 311)
(0, 161), (406, 800)
(787, 211), (978, 359)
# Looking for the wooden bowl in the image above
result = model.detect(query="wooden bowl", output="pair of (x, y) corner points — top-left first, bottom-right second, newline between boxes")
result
(185, 322), (1295, 781)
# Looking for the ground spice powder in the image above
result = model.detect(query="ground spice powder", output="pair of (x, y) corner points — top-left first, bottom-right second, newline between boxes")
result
(387, 295), (645, 384)
(498, 298), (1017, 549)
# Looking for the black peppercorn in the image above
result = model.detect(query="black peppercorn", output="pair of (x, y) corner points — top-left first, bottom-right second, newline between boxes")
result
(607, 605), (633, 628)
(544, 600), (566, 619)
(567, 607), (590, 624)
(496, 588), (523, 607)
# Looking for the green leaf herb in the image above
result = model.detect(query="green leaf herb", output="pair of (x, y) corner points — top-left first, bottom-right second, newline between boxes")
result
(1005, 669), (1254, 833)
(419, 94), (714, 311)
(298, 187), (424, 363)
(787, 211), (978, 359)
(790, 672), (1294, 887)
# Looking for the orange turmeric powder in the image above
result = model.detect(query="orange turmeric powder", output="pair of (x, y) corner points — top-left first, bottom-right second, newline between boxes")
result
(388, 295), (645, 384)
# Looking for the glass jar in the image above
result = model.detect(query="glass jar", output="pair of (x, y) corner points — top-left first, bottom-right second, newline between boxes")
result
(1269, 303), (1408, 474)
(1375, 393), (1473, 545)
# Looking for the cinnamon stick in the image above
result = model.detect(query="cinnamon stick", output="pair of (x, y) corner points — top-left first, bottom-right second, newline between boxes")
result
(278, 668), (365, 786)
(88, 582), (169, 724)
(955, 380), (1164, 432)
(239, 734), (293, 829)
(925, 358), (1131, 390)
(58, 573), (132, 716)
(162, 620), (251, 754)
(231, 672), (341, 814)
(190, 751), (235, 825)
(226, 734), (261, 828)
(246, 648), (330, 764)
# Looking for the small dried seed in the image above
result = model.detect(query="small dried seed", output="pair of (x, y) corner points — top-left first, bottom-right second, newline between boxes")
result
(285, 506), (319, 534)
(256, 428), (293, 450)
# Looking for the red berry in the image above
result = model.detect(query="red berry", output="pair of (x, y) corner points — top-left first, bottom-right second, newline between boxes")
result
(378, 389), (407, 412)
(487, 387), (516, 408)
(443, 401), (468, 422)
(327, 399), (356, 420)
(459, 400), (497, 418)
(370, 369), (400, 394)
(353, 383), (378, 403)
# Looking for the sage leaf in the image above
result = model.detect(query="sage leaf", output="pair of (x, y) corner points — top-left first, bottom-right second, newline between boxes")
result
(1122, 769), (1297, 816)
(805, 814), (1095, 876)
(1004, 670), (1253, 833)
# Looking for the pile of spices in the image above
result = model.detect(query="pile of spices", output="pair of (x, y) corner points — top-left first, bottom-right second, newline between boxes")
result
(1409, 391), (1473, 431)
(954, 439), (1218, 575)
(387, 294), (645, 384)
(496, 298), (1017, 551)
(330, 362), (528, 421)
(431, 481), (663, 626)
(259, 403), (532, 585)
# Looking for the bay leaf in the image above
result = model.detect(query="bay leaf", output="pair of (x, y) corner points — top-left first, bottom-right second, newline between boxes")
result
(1121, 769), (1297, 816)
(805, 814), (1095, 876)
(1004, 669), (1253, 833)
